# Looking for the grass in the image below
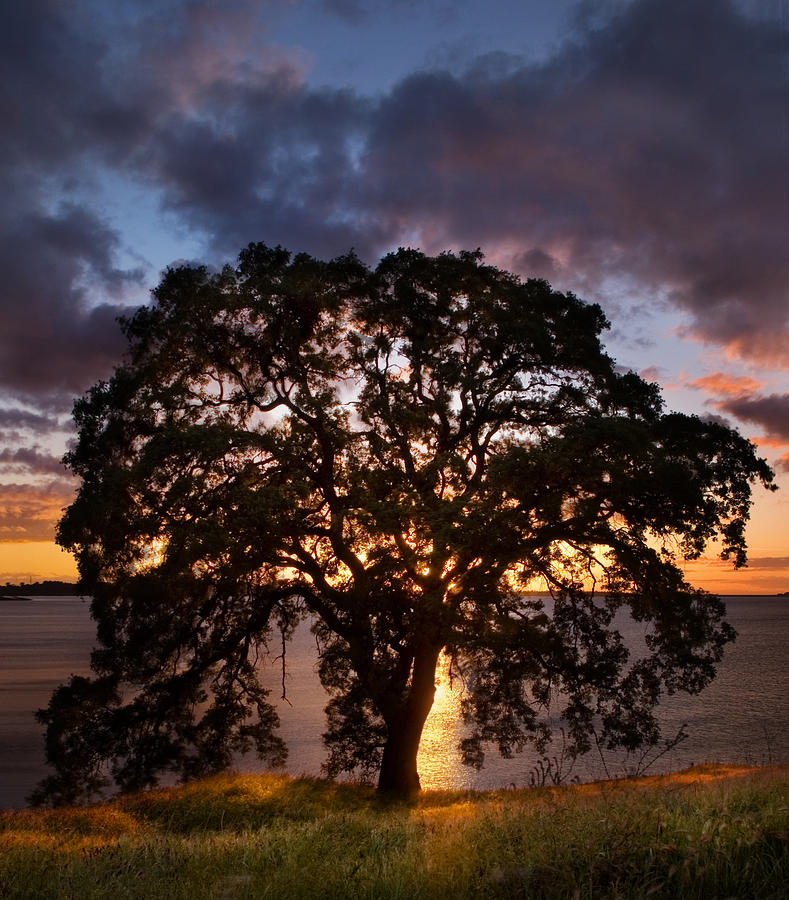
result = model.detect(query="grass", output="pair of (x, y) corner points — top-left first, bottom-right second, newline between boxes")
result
(1, 765), (788, 898)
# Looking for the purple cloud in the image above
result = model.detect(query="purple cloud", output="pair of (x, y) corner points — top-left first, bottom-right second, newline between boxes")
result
(0, 447), (71, 478)
(0, 408), (62, 433)
(717, 394), (789, 443)
(0, 201), (140, 400)
(350, 0), (789, 361)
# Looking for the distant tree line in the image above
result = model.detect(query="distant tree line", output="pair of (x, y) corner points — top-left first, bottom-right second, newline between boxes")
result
(0, 580), (80, 597)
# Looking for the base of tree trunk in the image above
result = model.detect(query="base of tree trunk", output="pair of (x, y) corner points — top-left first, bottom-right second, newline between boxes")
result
(376, 730), (424, 796)
(377, 765), (421, 796)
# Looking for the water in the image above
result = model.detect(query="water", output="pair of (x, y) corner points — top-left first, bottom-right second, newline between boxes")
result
(0, 597), (95, 809)
(1, 595), (787, 808)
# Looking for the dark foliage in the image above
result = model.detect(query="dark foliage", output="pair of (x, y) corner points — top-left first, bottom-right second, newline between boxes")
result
(33, 245), (774, 803)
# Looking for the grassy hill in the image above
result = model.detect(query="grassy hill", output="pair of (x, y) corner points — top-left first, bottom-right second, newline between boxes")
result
(2, 765), (788, 898)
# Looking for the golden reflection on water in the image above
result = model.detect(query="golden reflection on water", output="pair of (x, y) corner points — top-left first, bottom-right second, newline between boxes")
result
(417, 653), (470, 790)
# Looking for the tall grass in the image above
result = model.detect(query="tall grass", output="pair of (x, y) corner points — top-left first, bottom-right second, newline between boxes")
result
(1, 764), (788, 898)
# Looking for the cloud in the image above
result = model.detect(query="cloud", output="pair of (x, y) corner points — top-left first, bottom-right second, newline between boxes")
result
(639, 366), (665, 384)
(688, 372), (789, 448)
(699, 412), (733, 429)
(138, 0), (789, 370)
(0, 408), (64, 434)
(351, 0), (789, 362)
(0, 1), (150, 406)
(1, 0), (787, 576)
(699, 555), (789, 571)
(0, 201), (142, 401)
(0, 447), (71, 478)
(717, 393), (789, 443)
(689, 373), (765, 398)
(0, 0), (305, 411)
(739, 556), (789, 570)
(0, 481), (76, 542)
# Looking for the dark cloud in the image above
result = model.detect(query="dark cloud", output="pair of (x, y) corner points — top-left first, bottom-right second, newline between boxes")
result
(125, 0), (788, 368)
(0, 447), (72, 478)
(0, 0), (146, 407)
(319, 0), (420, 24)
(0, 408), (63, 434)
(718, 393), (789, 443)
(351, 0), (789, 360)
(0, 0), (290, 410)
(0, 1), (105, 169)
(688, 372), (789, 446)
(146, 83), (378, 260)
(0, 201), (140, 401)
(1, 0), (788, 558)
(511, 248), (563, 282)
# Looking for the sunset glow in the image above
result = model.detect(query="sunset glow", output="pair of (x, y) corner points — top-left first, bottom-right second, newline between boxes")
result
(0, 542), (77, 585)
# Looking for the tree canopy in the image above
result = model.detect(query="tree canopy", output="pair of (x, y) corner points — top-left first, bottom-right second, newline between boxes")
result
(35, 244), (774, 803)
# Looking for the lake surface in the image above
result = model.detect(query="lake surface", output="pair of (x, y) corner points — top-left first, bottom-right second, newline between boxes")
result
(1, 595), (787, 808)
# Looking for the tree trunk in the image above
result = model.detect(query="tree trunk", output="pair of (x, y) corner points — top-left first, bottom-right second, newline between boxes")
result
(377, 646), (441, 795)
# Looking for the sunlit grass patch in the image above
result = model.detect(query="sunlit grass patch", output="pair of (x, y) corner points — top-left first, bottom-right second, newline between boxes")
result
(120, 772), (378, 833)
(0, 803), (146, 853)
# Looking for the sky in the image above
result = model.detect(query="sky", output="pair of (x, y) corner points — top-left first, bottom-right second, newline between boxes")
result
(1, 0), (788, 592)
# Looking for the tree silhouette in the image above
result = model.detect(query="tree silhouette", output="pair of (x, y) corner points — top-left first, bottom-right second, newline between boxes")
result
(34, 245), (773, 803)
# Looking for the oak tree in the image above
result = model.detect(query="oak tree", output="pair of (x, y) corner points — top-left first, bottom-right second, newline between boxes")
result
(34, 245), (773, 803)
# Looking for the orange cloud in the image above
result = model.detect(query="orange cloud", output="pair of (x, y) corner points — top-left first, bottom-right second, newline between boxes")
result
(722, 332), (789, 373)
(750, 436), (789, 449)
(688, 372), (764, 397)
(0, 481), (77, 542)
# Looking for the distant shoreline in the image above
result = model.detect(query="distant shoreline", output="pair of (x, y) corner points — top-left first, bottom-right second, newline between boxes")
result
(0, 579), (80, 599)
